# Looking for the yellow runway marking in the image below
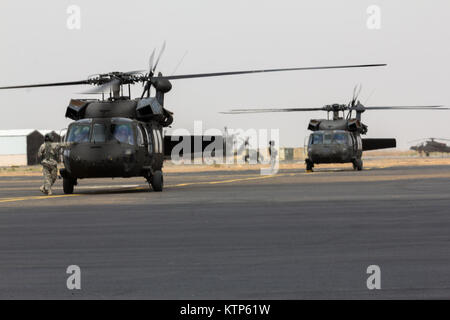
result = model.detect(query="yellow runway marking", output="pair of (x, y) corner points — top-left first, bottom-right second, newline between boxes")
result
(0, 194), (80, 203)
(2, 170), (448, 204)
(167, 174), (277, 188)
(0, 174), (281, 204)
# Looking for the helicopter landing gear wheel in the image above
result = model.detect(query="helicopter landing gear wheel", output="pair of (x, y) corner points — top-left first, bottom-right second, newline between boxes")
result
(352, 159), (363, 171)
(63, 178), (75, 194)
(150, 170), (163, 192)
(305, 159), (314, 172)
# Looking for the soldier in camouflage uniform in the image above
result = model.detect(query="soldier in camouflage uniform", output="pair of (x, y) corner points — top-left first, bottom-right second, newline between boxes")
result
(38, 134), (70, 195)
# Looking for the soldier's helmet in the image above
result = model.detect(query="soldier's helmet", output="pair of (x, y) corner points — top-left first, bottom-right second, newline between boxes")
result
(44, 133), (53, 142)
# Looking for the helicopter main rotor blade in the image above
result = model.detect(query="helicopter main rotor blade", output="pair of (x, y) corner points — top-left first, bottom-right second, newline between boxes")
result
(0, 63), (386, 91)
(361, 105), (449, 110)
(0, 80), (90, 90)
(224, 105), (450, 114)
(408, 138), (450, 144)
(124, 70), (146, 75)
(222, 107), (324, 114)
(160, 63), (387, 81)
(407, 138), (428, 144)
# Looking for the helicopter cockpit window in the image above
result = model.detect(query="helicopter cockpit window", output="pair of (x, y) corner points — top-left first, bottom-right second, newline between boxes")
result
(310, 133), (323, 145)
(111, 123), (135, 145)
(333, 133), (348, 145)
(92, 124), (106, 143)
(67, 124), (91, 143)
(323, 134), (333, 145)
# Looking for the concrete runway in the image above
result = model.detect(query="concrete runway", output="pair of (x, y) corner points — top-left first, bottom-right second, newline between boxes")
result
(0, 165), (450, 299)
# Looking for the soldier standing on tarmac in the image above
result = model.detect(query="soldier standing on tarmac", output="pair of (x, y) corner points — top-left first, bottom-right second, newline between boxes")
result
(37, 133), (71, 195)
(268, 140), (278, 172)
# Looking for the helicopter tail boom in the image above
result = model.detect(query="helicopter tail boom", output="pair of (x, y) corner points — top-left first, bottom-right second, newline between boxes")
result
(362, 138), (396, 151)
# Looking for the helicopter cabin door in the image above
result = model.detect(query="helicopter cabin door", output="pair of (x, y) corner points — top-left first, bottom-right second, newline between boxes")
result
(135, 123), (148, 166)
(350, 133), (361, 151)
(355, 134), (363, 158)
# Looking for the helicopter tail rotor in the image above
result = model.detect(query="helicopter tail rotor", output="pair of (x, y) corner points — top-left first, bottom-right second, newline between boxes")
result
(351, 84), (362, 107)
(148, 49), (156, 76)
(346, 84), (363, 119)
(153, 41), (166, 74)
(142, 41), (166, 98)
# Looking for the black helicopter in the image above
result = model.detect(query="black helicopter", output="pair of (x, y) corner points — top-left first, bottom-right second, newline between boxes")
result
(410, 138), (450, 156)
(224, 85), (449, 171)
(0, 44), (386, 192)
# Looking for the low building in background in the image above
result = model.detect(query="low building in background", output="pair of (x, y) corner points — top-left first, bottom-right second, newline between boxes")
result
(0, 129), (60, 166)
(279, 148), (294, 161)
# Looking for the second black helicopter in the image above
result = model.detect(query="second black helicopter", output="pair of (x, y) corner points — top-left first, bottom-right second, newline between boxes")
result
(225, 86), (449, 171)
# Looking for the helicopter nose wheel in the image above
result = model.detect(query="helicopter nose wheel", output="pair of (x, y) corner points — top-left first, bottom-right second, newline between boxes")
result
(352, 159), (363, 171)
(149, 170), (163, 192)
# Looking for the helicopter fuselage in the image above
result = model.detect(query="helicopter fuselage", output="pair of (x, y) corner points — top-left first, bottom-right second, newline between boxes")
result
(225, 99), (446, 172)
(60, 117), (163, 180)
(410, 141), (450, 155)
(307, 130), (362, 164)
(58, 96), (171, 193)
(304, 117), (395, 171)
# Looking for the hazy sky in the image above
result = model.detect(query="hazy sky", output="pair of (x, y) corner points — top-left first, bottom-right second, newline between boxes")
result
(0, 0), (449, 148)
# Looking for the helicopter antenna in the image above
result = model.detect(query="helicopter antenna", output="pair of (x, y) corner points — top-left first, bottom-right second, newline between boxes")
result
(171, 50), (188, 76)
(363, 88), (376, 105)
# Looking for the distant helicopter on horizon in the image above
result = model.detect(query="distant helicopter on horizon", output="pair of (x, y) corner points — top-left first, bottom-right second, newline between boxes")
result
(409, 138), (450, 156)
(223, 85), (450, 171)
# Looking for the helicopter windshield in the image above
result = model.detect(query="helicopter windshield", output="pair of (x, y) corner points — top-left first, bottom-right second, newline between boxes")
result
(310, 133), (323, 145)
(309, 131), (348, 145)
(333, 133), (348, 145)
(67, 123), (91, 143)
(323, 133), (333, 144)
(111, 123), (135, 145)
(91, 123), (106, 143)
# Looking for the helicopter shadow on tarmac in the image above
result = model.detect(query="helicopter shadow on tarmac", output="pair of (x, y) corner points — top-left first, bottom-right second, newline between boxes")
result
(304, 167), (368, 173)
(67, 184), (150, 196)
